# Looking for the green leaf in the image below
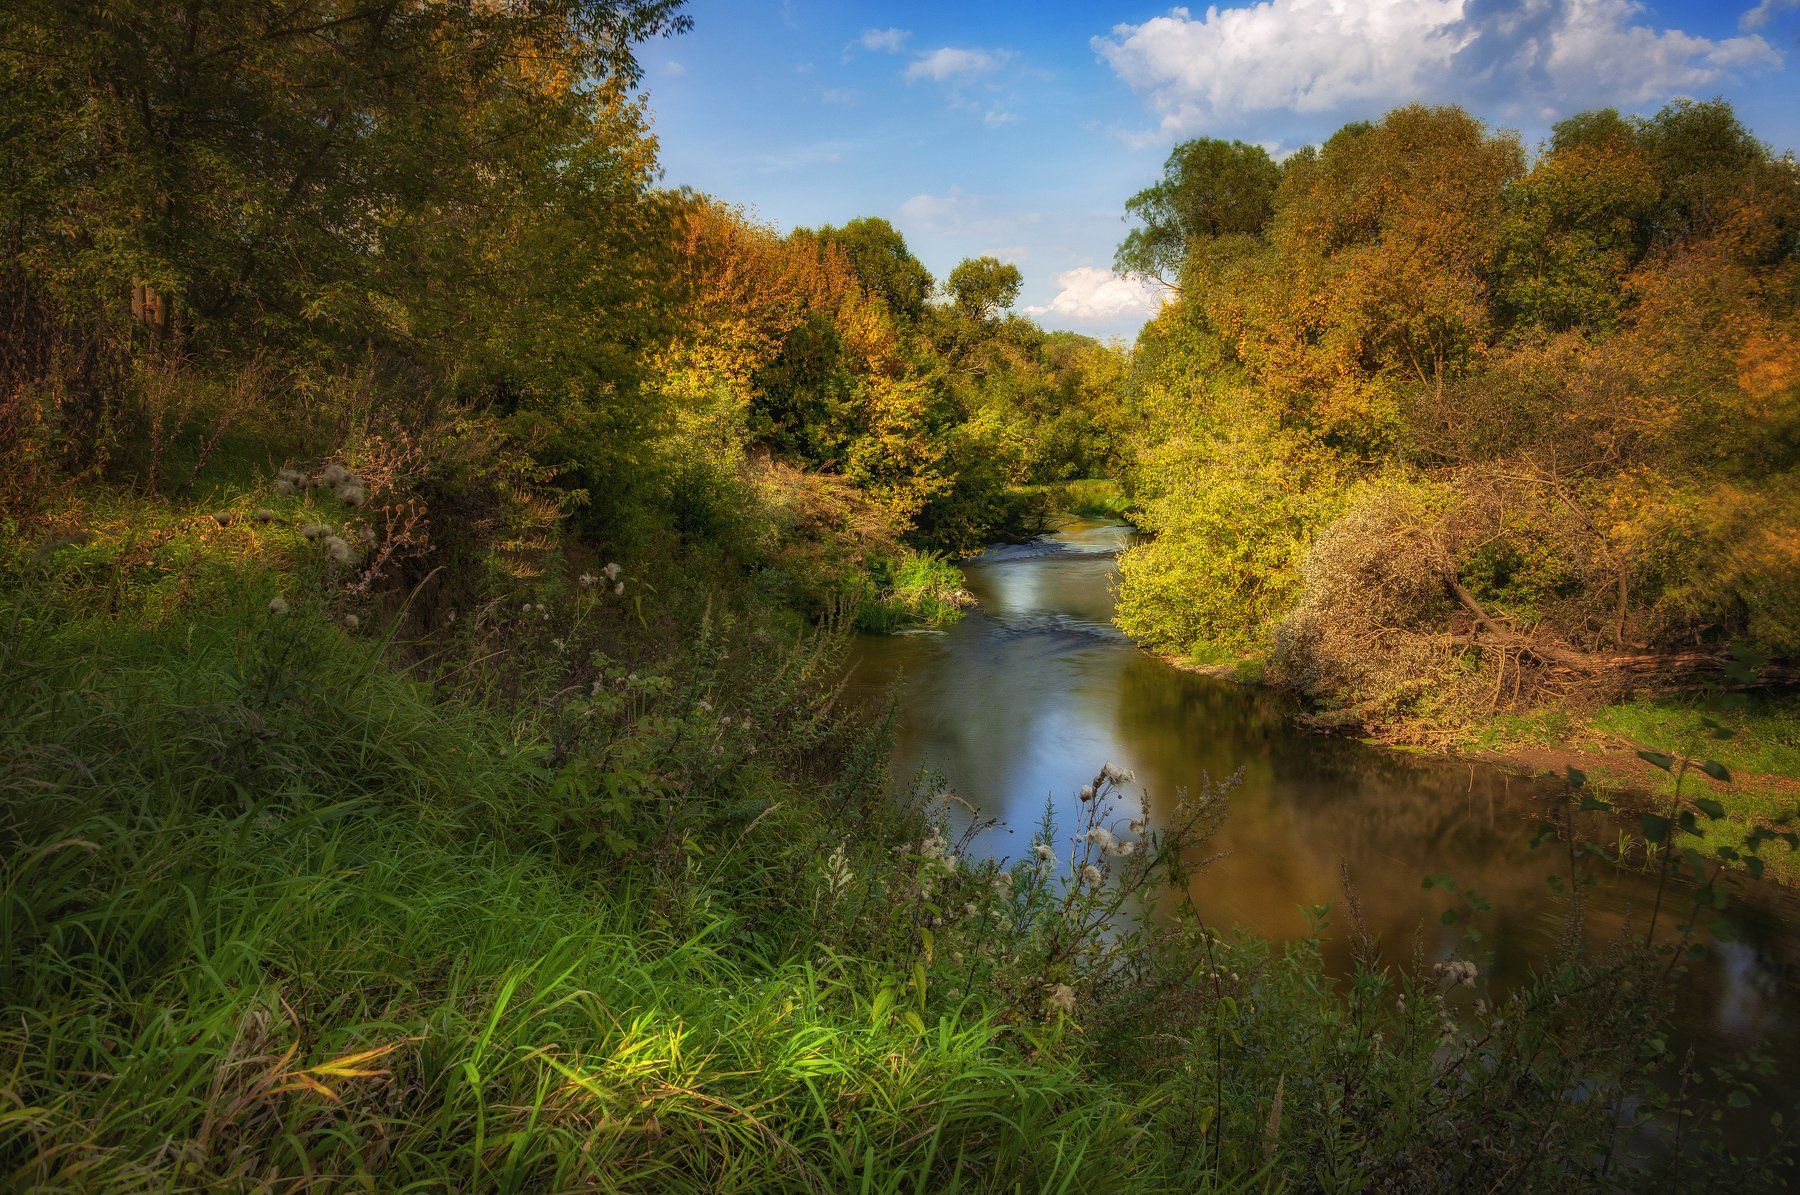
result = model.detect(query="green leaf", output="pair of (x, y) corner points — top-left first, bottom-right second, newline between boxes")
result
(1636, 750), (1675, 772)
(1639, 813), (1672, 844)
(1693, 797), (1726, 820)
(1565, 766), (1586, 789)
(1698, 760), (1732, 783)
(1440, 908), (1460, 925)
(1578, 794), (1613, 813)
(1421, 874), (1454, 890)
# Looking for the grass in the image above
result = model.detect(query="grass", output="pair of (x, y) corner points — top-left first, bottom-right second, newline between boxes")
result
(0, 561), (1140, 1190)
(856, 549), (971, 633)
(1475, 694), (1800, 817)
(1467, 693), (1800, 881)
(2, 487), (1792, 1190)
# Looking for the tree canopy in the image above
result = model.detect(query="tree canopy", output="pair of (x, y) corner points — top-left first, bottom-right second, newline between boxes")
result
(1114, 138), (1281, 285)
(946, 256), (1024, 321)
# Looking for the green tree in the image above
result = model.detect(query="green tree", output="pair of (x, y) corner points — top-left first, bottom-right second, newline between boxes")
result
(0, 0), (691, 351)
(1114, 138), (1280, 285)
(807, 217), (934, 319)
(946, 256), (1023, 320)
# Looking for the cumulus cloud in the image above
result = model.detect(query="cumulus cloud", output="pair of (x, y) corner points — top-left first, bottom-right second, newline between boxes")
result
(1027, 268), (1164, 323)
(1096, 0), (1781, 138)
(1741, 0), (1799, 30)
(861, 27), (911, 53)
(905, 47), (1012, 82)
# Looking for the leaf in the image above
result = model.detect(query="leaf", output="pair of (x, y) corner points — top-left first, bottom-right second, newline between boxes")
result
(1440, 908), (1460, 925)
(1578, 794), (1613, 813)
(1639, 813), (1672, 844)
(1693, 797), (1726, 820)
(1421, 874), (1454, 890)
(1564, 766), (1586, 789)
(1636, 750), (1675, 772)
(1698, 760), (1732, 783)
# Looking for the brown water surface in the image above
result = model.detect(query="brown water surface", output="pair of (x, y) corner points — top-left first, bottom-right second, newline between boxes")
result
(844, 517), (1800, 1106)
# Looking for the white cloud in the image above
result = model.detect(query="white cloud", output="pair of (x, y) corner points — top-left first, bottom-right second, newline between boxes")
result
(897, 188), (1043, 237)
(664, 59), (686, 77)
(861, 27), (911, 53)
(905, 47), (1012, 82)
(821, 88), (859, 106)
(1027, 268), (1164, 323)
(1095, 0), (1781, 139)
(1741, 0), (1799, 30)
(898, 187), (984, 234)
(745, 141), (853, 174)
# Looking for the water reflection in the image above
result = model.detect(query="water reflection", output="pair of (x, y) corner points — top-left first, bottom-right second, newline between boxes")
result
(845, 518), (1800, 1099)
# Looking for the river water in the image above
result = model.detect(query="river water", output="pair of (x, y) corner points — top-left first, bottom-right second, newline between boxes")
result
(844, 517), (1800, 1106)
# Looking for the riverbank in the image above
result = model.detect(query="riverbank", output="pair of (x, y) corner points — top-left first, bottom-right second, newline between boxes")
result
(15, 492), (1792, 1187)
(1150, 635), (1800, 880)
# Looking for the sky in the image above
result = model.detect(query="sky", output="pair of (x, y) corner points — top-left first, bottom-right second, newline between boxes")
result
(641, 0), (1800, 340)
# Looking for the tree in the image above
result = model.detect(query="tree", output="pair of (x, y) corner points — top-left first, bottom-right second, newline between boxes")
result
(807, 217), (934, 319)
(0, 0), (691, 350)
(946, 256), (1022, 320)
(1114, 138), (1280, 285)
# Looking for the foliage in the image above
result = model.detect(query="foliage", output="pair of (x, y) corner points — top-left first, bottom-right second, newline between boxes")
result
(1114, 99), (1800, 736)
(945, 256), (1024, 321)
(1115, 137), (1281, 285)
(804, 217), (935, 321)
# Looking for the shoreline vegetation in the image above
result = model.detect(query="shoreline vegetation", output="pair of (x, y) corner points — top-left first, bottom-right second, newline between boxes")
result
(1103, 103), (1800, 866)
(3, 2), (1796, 1189)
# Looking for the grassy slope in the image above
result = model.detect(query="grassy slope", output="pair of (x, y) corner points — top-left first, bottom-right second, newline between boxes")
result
(0, 514), (1149, 1191)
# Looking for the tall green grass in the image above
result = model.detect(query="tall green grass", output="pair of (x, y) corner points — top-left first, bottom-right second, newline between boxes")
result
(855, 549), (972, 633)
(0, 584), (1156, 1190)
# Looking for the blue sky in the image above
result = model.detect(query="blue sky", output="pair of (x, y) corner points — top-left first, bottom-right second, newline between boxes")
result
(642, 0), (1800, 339)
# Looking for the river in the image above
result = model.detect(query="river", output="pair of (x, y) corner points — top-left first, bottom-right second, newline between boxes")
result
(844, 516), (1800, 1110)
